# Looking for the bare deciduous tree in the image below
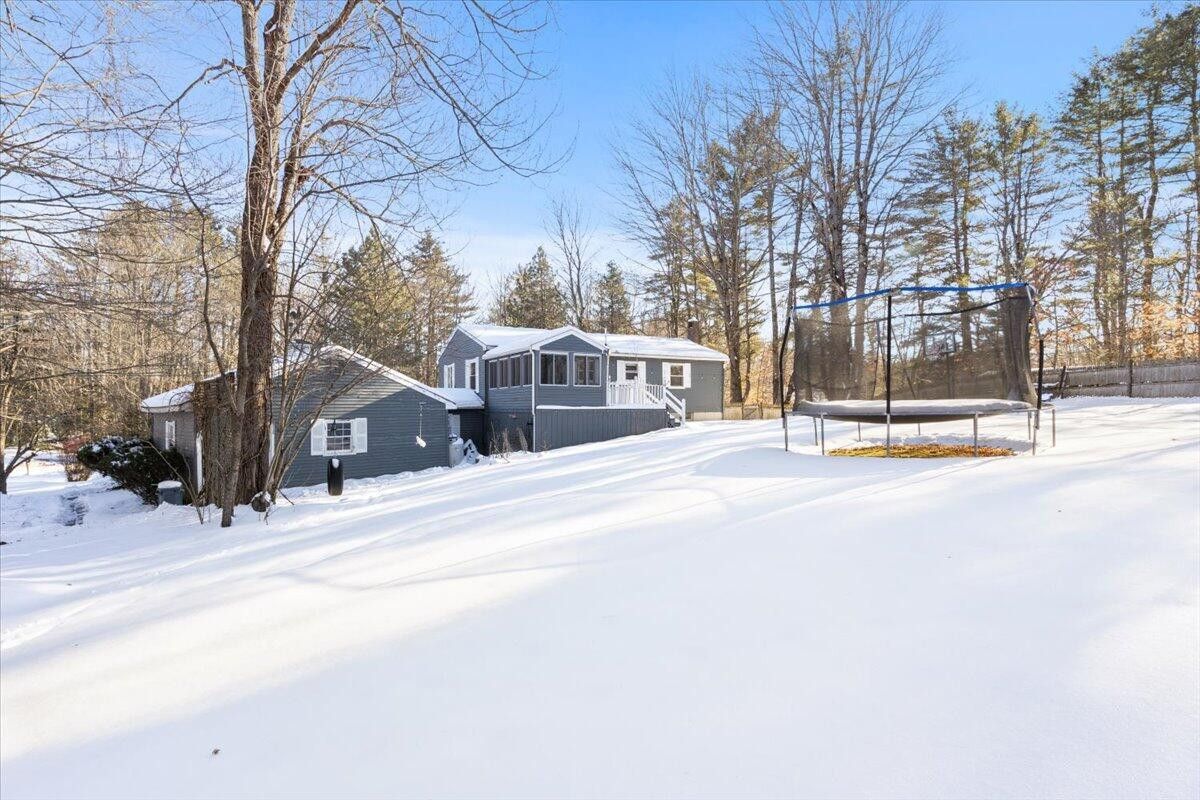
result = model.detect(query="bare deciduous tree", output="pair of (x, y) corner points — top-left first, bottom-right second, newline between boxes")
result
(546, 194), (597, 328)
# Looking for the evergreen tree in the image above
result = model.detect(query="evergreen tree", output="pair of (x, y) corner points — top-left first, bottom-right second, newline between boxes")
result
(640, 197), (721, 340)
(985, 102), (1064, 285)
(902, 109), (987, 351)
(1060, 58), (1140, 359)
(591, 261), (635, 334)
(407, 231), (475, 384)
(488, 246), (567, 328)
(330, 229), (415, 368)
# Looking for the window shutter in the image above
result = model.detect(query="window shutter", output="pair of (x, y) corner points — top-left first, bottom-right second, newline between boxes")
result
(352, 417), (368, 454)
(683, 363), (692, 389)
(310, 419), (327, 456)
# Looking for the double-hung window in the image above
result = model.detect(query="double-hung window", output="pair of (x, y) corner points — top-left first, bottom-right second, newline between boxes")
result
(443, 363), (455, 388)
(325, 420), (352, 453)
(663, 361), (691, 390)
(509, 355), (522, 386)
(618, 360), (644, 383)
(539, 352), (568, 385)
(164, 419), (176, 450)
(466, 360), (478, 391)
(521, 354), (532, 385)
(573, 354), (600, 386)
(311, 418), (368, 456)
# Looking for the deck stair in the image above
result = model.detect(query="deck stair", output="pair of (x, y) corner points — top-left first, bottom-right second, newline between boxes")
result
(607, 382), (686, 427)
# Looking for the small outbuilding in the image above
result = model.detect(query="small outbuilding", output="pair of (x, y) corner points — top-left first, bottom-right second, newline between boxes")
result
(140, 346), (483, 497)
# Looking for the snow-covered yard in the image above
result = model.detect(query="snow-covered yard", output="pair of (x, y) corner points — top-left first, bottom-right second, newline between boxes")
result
(1, 397), (1197, 799)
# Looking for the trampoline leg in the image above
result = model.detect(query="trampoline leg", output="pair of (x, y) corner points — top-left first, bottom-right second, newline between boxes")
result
(917, 422), (922, 436)
(973, 414), (979, 457)
(886, 414), (892, 457)
(857, 422), (861, 442)
(1027, 411), (1032, 441)
(1032, 409), (1039, 456)
(819, 414), (826, 456)
(812, 417), (818, 446)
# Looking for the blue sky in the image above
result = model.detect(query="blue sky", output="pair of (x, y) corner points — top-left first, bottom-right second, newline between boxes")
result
(438, 0), (1159, 288)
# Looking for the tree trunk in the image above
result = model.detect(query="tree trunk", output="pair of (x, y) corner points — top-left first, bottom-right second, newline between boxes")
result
(765, 176), (780, 404)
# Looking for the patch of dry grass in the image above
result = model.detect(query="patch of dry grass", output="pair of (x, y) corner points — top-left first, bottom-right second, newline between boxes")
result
(828, 443), (1015, 458)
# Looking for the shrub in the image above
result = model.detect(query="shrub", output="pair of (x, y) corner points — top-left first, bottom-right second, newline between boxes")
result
(77, 435), (190, 504)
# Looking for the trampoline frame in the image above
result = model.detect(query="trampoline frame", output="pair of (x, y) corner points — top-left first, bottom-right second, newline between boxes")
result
(779, 283), (1057, 458)
(805, 403), (1057, 457)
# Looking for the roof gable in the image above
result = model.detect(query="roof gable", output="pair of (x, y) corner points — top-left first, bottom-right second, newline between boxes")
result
(449, 323), (729, 363)
(140, 346), (463, 412)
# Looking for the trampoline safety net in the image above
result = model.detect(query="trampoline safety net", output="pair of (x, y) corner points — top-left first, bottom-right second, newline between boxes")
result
(793, 285), (1037, 404)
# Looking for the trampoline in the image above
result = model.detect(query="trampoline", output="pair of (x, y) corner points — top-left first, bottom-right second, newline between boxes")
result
(780, 283), (1057, 457)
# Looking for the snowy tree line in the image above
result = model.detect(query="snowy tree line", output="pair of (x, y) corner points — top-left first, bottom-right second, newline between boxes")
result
(2, 1), (1197, 504)
(610, 3), (1199, 405)
(487, 3), (1199, 405)
(0, 0), (554, 515)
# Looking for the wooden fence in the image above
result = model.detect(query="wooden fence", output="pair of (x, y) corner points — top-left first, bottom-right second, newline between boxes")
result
(1054, 359), (1200, 398)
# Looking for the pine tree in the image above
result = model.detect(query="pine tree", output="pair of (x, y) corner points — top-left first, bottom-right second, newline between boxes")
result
(903, 109), (987, 351)
(1060, 58), (1140, 359)
(330, 229), (415, 368)
(488, 246), (567, 328)
(591, 261), (635, 334)
(407, 231), (475, 384)
(985, 102), (1063, 285)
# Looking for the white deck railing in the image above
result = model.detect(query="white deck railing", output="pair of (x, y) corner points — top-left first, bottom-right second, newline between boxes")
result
(607, 382), (686, 425)
(608, 381), (659, 406)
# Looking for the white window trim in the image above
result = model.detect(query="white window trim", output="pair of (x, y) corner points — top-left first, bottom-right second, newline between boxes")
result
(663, 361), (692, 390)
(466, 359), (479, 391)
(539, 350), (570, 386)
(311, 417), (368, 457)
(616, 359), (646, 384)
(443, 363), (455, 388)
(194, 433), (204, 490)
(572, 353), (601, 387)
(164, 419), (176, 450)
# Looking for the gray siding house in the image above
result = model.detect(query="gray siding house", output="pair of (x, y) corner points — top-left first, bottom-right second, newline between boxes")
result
(437, 324), (728, 452)
(140, 346), (484, 495)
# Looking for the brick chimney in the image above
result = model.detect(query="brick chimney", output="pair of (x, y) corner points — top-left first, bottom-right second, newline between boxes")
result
(686, 318), (700, 343)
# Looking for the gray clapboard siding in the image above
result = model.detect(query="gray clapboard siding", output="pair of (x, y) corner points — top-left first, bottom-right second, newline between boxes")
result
(608, 356), (725, 415)
(485, 384), (532, 412)
(535, 407), (669, 450)
(533, 333), (606, 407)
(281, 371), (451, 488)
(438, 328), (486, 395)
(150, 411), (196, 458)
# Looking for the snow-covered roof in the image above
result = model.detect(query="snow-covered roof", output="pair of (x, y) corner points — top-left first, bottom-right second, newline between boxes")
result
(429, 388), (484, 410)
(458, 324), (549, 349)
(457, 324), (728, 362)
(603, 333), (729, 362)
(481, 326), (608, 360)
(139, 384), (195, 413)
(139, 346), (465, 413)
